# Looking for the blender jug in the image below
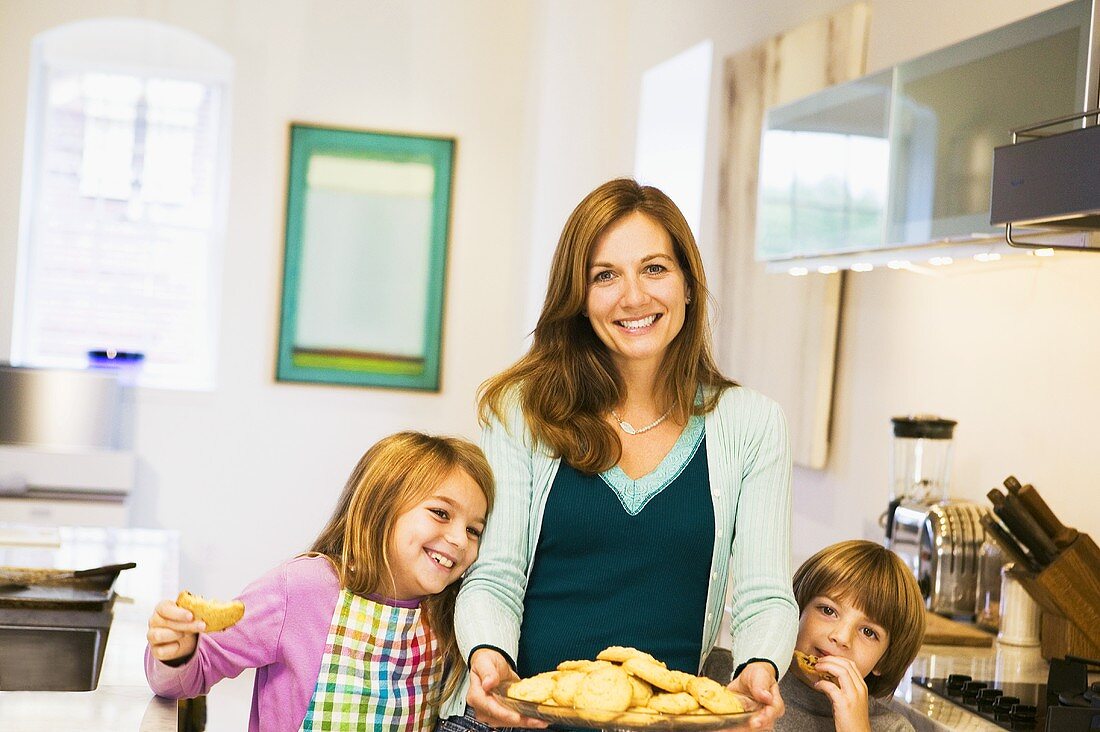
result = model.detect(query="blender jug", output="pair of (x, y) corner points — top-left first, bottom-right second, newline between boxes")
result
(884, 415), (956, 574)
(890, 414), (956, 506)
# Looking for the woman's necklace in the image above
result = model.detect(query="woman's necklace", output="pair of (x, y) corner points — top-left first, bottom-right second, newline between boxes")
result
(610, 406), (674, 435)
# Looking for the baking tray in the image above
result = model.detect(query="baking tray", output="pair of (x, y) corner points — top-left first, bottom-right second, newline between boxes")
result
(0, 563), (133, 610)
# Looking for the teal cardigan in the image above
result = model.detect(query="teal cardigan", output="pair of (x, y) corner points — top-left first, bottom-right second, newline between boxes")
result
(443, 385), (797, 717)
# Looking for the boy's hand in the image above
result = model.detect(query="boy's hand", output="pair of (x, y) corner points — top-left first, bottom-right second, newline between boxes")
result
(147, 598), (205, 662)
(810, 655), (872, 732)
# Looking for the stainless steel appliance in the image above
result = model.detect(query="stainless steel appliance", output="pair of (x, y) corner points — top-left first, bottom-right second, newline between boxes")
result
(0, 563), (134, 691)
(991, 109), (1100, 252)
(884, 415), (956, 576)
(918, 501), (990, 617)
(0, 365), (130, 450)
(0, 365), (135, 527)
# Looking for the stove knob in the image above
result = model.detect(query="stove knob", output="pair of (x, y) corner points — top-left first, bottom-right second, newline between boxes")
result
(993, 695), (1020, 716)
(947, 673), (971, 687)
(1010, 703), (1037, 722)
(961, 681), (988, 703)
(976, 688), (1003, 709)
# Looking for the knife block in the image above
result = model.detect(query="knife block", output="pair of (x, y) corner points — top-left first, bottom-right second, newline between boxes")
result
(1015, 533), (1100, 660)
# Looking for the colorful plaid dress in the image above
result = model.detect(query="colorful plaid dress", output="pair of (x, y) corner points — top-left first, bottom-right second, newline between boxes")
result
(300, 588), (441, 731)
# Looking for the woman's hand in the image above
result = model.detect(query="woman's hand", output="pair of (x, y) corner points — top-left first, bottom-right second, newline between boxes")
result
(728, 661), (784, 730)
(810, 655), (872, 732)
(466, 648), (549, 728)
(147, 598), (205, 662)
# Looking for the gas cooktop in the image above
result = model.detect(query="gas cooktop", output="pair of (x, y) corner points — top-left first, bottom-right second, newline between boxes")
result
(913, 658), (1100, 732)
(912, 675), (1045, 730)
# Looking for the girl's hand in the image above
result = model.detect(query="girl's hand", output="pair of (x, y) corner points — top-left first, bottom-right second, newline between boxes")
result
(728, 661), (784, 730)
(466, 648), (549, 728)
(147, 598), (205, 662)
(811, 655), (872, 732)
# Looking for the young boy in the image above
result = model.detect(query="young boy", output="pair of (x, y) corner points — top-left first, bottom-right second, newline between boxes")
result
(776, 540), (926, 732)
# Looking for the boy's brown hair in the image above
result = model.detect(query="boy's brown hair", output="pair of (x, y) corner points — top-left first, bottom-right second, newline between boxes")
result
(792, 540), (926, 698)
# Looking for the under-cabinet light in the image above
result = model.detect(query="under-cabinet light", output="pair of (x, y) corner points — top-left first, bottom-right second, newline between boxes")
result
(762, 232), (1083, 275)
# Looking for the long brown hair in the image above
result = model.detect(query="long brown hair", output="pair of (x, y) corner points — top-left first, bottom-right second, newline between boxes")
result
(792, 540), (926, 698)
(309, 431), (495, 705)
(479, 178), (734, 473)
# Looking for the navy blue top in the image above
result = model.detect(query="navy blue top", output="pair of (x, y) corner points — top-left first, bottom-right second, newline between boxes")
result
(517, 424), (714, 677)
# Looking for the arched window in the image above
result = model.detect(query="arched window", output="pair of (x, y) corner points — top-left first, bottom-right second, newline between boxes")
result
(13, 18), (233, 389)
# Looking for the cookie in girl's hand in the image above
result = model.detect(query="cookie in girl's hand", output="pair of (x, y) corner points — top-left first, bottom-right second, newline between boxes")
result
(177, 591), (245, 632)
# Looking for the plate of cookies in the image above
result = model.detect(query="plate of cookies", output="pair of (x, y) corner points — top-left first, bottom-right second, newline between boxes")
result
(496, 646), (758, 731)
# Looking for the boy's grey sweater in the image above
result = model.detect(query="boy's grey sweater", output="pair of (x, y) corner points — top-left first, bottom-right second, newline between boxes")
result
(774, 672), (915, 732)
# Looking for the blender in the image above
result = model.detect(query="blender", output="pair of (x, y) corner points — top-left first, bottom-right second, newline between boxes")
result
(883, 415), (956, 577)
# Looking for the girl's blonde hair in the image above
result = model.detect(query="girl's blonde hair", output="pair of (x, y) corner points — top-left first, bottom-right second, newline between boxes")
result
(309, 431), (495, 705)
(792, 540), (926, 698)
(478, 178), (734, 473)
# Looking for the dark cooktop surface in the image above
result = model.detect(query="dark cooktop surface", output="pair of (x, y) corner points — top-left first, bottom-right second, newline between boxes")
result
(912, 675), (1046, 731)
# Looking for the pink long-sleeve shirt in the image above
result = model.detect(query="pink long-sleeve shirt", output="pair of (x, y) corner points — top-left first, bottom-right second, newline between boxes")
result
(145, 555), (344, 731)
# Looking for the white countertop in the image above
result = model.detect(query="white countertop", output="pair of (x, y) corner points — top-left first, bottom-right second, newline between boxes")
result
(0, 527), (1060, 732)
(889, 640), (1049, 731)
(0, 525), (178, 731)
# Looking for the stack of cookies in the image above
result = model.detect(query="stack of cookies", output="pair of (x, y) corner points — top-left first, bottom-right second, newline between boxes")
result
(505, 646), (746, 720)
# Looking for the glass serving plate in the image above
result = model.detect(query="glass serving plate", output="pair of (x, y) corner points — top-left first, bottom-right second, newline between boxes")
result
(494, 680), (759, 732)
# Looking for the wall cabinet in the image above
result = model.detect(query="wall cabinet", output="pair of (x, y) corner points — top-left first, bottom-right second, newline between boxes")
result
(756, 0), (1097, 266)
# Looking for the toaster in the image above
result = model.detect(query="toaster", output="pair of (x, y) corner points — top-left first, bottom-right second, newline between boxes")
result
(917, 501), (990, 618)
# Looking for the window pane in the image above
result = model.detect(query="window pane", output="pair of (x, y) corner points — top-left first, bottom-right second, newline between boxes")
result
(17, 63), (226, 389)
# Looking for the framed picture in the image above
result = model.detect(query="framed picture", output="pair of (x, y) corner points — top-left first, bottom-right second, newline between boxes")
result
(276, 123), (455, 391)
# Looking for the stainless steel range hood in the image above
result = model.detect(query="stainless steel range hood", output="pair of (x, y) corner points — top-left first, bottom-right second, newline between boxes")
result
(990, 108), (1100, 250)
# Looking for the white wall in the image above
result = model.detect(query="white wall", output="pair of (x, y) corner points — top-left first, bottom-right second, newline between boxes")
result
(793, 0), (1100, 560)
(0, 0), (539, 595)
(520, 0), (1100, 563)
(1, 0), (1096, 595)
(521, 0), (850, 337)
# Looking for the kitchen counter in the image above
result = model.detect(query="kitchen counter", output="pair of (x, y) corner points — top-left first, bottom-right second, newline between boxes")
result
(0, 525), (178, 731)
(890, 640), (1049, 731)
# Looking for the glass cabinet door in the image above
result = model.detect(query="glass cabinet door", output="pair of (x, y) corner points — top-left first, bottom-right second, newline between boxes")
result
(887, 0), (1093, 245)
(756, 70), (892, 261)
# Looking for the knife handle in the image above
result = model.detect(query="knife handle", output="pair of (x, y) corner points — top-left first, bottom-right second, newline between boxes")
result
(1019, 484), (1078, 550)
(980, 513), (1040, 573)
(1003, 475), (1023, 494)
(987, 489), (1059, 567)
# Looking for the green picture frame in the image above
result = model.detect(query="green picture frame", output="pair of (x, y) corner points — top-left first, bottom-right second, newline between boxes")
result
(276, 123), (455, 391)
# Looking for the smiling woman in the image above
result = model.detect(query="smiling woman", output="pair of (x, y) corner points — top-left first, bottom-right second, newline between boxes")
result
(437, 178), (799, 732)
(585, 212), (689, 378)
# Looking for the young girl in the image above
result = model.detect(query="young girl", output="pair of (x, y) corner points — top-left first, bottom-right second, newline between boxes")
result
(145, 431), (494, 732)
